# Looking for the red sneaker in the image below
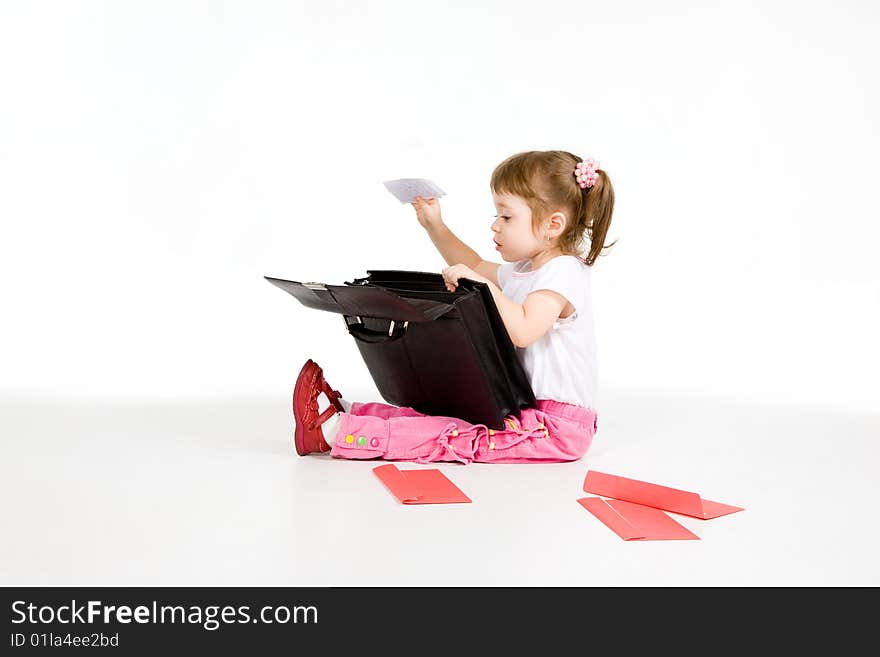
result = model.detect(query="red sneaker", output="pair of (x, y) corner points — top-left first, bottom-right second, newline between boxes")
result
(292, 359), (345, 456)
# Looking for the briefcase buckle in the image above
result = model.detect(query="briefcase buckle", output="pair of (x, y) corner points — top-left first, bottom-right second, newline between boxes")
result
(388, 320), (409, 336)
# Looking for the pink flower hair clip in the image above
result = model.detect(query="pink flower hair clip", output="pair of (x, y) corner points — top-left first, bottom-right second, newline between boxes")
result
(574, 158), (600, 189)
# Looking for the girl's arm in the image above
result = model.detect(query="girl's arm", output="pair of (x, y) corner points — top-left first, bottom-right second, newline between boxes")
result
(441, 264), (567, 349)
(425, 222), (501, 286)
(413, 196), (501, 287)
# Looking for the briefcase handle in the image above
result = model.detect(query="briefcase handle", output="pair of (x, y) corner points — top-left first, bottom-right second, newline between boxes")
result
(344, 316), (409, 343)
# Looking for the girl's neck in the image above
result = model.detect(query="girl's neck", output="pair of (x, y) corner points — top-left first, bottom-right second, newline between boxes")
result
(529, 245), (563, 270)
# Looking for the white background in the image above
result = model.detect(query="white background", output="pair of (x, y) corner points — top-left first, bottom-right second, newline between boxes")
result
(2, 0), (878, 411)
(1, 1), (879, 587)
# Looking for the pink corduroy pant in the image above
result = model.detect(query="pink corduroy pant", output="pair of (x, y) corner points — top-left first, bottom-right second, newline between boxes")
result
(329, 399), (598, 464)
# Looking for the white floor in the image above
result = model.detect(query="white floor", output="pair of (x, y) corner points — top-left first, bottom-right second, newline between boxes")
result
(2, 385), (878, 587)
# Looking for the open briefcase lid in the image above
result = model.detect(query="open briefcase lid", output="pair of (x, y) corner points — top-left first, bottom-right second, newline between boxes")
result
(264, 275), (455, 322)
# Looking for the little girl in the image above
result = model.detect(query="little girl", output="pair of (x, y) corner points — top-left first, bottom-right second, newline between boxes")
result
(293, 150), (615, 463)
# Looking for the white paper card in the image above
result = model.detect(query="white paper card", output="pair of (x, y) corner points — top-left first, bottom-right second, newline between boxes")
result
(383, 178), (446, 204)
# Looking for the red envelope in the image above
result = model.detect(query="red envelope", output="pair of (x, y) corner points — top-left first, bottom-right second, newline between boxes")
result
(582, 470), (743, 519)
(373, 464), (472, 504)
(577, 497), (699, 541)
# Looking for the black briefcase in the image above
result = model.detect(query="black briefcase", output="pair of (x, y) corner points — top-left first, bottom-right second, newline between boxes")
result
(265, 269), (536, 429)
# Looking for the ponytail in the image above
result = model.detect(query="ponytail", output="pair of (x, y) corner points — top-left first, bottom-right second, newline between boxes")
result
(581, 169), (615, 266)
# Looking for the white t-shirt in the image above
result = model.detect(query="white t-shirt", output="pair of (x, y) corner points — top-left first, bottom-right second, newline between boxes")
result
(497, 255), (598, 409)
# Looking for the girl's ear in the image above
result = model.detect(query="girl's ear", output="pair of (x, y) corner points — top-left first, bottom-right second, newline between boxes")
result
(546, 211), (567, 238)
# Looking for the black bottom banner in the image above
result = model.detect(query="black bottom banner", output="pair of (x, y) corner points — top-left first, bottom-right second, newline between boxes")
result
(0, 586), (871, 652)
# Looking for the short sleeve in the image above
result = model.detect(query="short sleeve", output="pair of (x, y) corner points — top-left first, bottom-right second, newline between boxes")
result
(528, 256), (588, 312)
(496, 261), (516, 290)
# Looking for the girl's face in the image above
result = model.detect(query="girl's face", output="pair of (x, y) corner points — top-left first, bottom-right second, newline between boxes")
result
(490, 193), (546, 262)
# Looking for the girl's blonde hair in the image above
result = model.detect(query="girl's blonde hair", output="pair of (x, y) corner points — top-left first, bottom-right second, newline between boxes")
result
(490, 150), (616, 266)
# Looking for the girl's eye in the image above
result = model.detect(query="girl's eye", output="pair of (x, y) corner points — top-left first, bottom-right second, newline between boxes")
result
(493, 215), (511, 221)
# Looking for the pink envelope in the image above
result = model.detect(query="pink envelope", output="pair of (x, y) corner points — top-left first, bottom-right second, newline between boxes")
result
(582, 470), (743, 519)
(577, 497), (699, 540)
(373, 464), (472, 504)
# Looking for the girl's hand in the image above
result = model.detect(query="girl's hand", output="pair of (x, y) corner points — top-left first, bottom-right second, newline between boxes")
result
(442, 264), (488, 292)
(411, 195), (442, 229)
